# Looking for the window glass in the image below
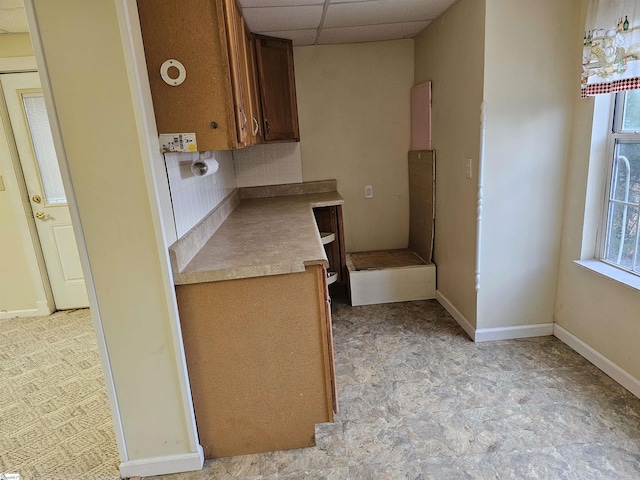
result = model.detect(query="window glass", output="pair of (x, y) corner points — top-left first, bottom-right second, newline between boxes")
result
(604, 203), (638, 270)
(621, 89), (640, 132)
(22, 93), (66, 204)
(611, 142), (640, 205)
(603, 91), (640, 275)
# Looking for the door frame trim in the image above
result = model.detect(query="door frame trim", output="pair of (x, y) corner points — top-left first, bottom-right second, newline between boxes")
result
(0, 66), (55, 317)
(0, 56), (37, 73)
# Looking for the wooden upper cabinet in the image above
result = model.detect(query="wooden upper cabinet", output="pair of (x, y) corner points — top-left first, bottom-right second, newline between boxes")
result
(254, 35), (300, 143)
(137, 0), (249, 151)
(137, 0), (299, 151)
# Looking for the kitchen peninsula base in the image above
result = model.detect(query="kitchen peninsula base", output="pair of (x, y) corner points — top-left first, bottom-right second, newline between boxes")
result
(176, 264), (335, 458)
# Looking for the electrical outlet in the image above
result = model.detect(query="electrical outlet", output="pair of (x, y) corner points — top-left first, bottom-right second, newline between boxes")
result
(364, 185), (373, 199)
(465, 158), (473, 179)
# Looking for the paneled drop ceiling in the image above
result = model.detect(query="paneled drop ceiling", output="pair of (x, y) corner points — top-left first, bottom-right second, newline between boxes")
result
(0, 0), (28, 34)
(0, 0), (458, 46)
(239, 0), (457, 46)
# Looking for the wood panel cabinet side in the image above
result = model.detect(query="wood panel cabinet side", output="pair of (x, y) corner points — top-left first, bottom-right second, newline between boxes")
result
(137, 0), (237, 151)
(175, 267), (333, 458)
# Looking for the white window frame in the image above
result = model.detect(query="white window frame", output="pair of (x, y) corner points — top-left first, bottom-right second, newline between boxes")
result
(598, 90), (640, 277)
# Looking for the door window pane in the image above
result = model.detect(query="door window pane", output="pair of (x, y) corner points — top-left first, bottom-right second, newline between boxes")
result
(22, 93), (66, 204)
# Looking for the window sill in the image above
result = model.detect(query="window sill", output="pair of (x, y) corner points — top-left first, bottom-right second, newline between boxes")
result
(574, 259), (640, 292)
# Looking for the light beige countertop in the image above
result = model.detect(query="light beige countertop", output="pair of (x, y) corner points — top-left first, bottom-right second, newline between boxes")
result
(172, 191), (344, 285)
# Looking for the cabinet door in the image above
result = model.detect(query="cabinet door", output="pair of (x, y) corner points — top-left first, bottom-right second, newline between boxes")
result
(245, 28), (263, 145)
(223, 0), (251, 146)
(254, 35), (300, 142)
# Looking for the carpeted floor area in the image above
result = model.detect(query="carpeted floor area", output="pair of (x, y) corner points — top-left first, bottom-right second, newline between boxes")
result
(0, 309), (120, 480)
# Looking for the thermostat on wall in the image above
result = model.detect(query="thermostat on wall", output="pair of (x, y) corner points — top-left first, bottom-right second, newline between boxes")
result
(159, 133), (197, 153)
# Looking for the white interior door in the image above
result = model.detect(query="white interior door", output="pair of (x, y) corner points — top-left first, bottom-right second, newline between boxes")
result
(1, 72), (88, 310)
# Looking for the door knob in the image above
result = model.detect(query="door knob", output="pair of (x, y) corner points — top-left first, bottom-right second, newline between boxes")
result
(32, 195), (42, 203)
(35, 211), (46, 220)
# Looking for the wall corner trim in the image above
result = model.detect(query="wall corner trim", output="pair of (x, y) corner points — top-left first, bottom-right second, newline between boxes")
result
(119, 445), (204, 478)
(435, 290), (476, 341)
(554, 324), (640, 399)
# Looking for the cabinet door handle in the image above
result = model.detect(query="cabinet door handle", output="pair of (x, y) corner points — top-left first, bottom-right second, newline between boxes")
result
(265, 118), (270, 137)
(240, 108), (247, 131)
(253, 117), (259, 135)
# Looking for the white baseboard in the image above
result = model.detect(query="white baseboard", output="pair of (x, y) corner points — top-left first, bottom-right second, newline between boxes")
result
(554, 324), (640, 399)
(435, 290), (553, 343)
(475, 323), (554, 342)
(435, 290), (476, 341)
(0, 308), (42, 320)
(119, 445), (204, 478)
(0, 301), (54, 320)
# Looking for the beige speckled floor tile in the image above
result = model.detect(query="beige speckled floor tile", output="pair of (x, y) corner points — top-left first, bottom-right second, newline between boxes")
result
(348, 462), (424, 479)
(491, 447), (578, 479)
(557, 442), (640, 479)
(277, 467), (351, 480)
(405, 405), (555, 457)
(420, 454), (499, 479)
(342, 416), (416, 467)
(133, 298), (640, 480)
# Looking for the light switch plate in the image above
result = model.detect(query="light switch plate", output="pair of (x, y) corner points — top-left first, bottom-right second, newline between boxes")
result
(159, 133), (197, 153)
(364, 185), (373, 199)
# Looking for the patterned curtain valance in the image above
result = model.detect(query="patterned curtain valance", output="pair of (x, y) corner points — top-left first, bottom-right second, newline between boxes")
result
(582, 0), (640, 97)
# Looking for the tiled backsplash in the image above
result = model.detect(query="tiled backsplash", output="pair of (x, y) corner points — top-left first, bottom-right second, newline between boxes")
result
(233, 143), (303, 188)
(165, 150), (236, 238)
(165, 143), (303, 239)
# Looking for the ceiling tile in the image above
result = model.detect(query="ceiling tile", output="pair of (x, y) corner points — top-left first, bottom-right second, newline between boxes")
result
(243, 5), (323, 32)
(255, 29), (318, 46)
(318, 21), (429, 45)
(323, 0), (452, 28)
(240, 0), (323, 7)
(0, 6), (28, 33)
(0, 0), (24, 8)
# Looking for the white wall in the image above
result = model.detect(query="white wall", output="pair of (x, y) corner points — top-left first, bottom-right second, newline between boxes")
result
(0, 33), (34, 57)
(0, 37), (50, 317)
(0, 100), (42, 314)
(414, 0), (485, 327)
(294, 40), (413, 253)
(555, 0), (640, 381)
(477, 0), (581, 329)
(31, 0), (199, 465)
(165, 150), (236, 238)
